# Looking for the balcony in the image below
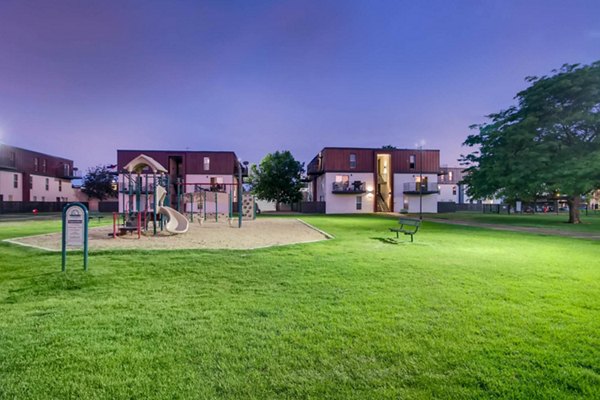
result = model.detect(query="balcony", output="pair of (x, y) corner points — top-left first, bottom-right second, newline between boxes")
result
(332, 181), (366, 194)
(0, 157), (16, 170)
(56, 166), (81, 179)
(307, 161), (322, 175)
(403, 182), (439, 194)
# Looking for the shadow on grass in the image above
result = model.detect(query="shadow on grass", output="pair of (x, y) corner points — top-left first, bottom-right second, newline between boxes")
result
(371, 237), (401, 245)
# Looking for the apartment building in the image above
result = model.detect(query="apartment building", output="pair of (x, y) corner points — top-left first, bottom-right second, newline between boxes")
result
(0, 143), (80, 203)
(306, 147), (441, 214)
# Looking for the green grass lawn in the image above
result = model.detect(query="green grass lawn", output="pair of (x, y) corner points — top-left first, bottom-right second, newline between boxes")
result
(432, 211), (600, 233)
(0, 215), (598, 399)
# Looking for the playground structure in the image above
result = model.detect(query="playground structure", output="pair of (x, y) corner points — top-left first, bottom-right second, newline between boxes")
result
(179, 183), (255, 224)
(115, 154), (255, 237)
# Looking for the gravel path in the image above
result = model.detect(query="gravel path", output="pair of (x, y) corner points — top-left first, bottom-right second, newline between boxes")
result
(5, 218), (331, 251)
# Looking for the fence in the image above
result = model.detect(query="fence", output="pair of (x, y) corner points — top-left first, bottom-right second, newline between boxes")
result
(291, 201), (326, 214)
(0, 201), (89, 214)
(437, 202), (486, 213)
(98, 201), (119, 213)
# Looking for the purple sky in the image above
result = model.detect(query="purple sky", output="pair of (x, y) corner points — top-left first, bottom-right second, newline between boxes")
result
(0, 0), (599, 171)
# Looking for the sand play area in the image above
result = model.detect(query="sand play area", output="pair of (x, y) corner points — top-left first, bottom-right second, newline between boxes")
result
(6, 218), (331, 252)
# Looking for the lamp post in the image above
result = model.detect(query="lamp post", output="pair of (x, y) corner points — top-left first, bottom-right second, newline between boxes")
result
(418, 142), (424, 220)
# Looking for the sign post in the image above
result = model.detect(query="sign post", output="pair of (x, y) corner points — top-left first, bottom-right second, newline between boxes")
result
(62, 202), (89, 272)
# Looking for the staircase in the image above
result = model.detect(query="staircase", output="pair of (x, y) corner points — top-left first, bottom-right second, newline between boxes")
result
(377, 193), (390, 212)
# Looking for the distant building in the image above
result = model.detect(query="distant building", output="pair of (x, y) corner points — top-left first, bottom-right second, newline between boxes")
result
(438, 166), (470, 204)
(0, 143), (80, 203)
(306, 147), (441, 214)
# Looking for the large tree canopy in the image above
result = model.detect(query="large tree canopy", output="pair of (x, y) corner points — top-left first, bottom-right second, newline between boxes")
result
(250, 151), (304, 207)
(82, 165), (117, 201)
(461, 61), (600, 223)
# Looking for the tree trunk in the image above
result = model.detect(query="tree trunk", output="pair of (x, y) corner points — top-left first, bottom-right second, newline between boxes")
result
(567, 196), (582, 224)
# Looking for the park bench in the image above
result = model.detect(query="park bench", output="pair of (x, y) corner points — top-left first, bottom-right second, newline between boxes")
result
(88, 214), (105, 223)
(389, 218), (421, 242)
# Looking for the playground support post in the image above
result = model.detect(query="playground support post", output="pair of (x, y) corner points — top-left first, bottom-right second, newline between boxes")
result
(153, 173), (157, 235)
(229, 190), (232, 219)
(128, 172), (133, 214)
(137, 212), (141, 239)
(113, 212), (117, 238)
(215, 191), (218, 222)
(136, 174), (141, 213)
(238, 160), (247, 228)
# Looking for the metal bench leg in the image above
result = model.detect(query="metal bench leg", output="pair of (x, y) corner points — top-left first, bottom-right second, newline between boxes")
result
(410, 234), (413, 242)
(396, 231), (399, 238)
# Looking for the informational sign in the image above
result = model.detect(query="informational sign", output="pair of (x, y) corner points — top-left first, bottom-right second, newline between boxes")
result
(66, 205), (85, 246)
(62, 202), (89, 272)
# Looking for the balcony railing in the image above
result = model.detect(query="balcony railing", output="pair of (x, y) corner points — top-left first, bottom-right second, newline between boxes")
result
(0, 157), (16, 170)
(307, 161), (322, 175)
(403, 182), (439, 194)
(56, 166), (81, 179)
(332, 181), (366, 194)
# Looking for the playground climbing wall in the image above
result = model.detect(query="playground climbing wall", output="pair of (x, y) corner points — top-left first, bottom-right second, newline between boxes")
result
(242, 194), (255, 220)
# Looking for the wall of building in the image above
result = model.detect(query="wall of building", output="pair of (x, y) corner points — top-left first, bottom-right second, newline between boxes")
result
(392, 173), (438, 213)
(29, 174), (78, 202)
(117, 150), (238, 175)
(323, 172), (375, 214)
(255, 199), (277, 212)
(438, 184), (460, 203)
(315, 174), (326, 202)
(0, 171), (23, 201)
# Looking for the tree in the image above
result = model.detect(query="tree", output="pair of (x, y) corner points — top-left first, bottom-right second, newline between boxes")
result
(250, 151), (304, 208)
(82, 165), (117, 200)
(461, 61), (600, 223)
(382, 145), (397, 149)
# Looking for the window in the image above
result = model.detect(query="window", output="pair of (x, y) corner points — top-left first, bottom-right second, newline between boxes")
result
(452, 186), (457, 196)
(203, 157), (210, 171)
(448, 171), (453, 181)
(45, 178), (49, 191)
(335, 175), (349, 183)
(41, 196), (45, 202)
(42, 159), (47, 173)
(63, 164), (70, 177)
(409, 155), (416, 169)
(29, 176), (33, 189)
(33, 196), (37, 201)
(356, 196), (362, 210)
(9, 151), (15, 166)
(8, 195), (13, 201)
(335, 175), (349, 190)
(349, 153), (357, 169)
(13, 174), (18, 188)
(34, 157), (39, 171)
(59, 180), (62, 192)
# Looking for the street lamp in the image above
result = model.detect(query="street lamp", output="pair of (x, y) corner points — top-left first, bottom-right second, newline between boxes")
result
(416, 140), (425, 220)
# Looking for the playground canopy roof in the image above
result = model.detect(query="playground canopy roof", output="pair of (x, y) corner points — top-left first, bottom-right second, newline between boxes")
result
(123, 154), (168, 174)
